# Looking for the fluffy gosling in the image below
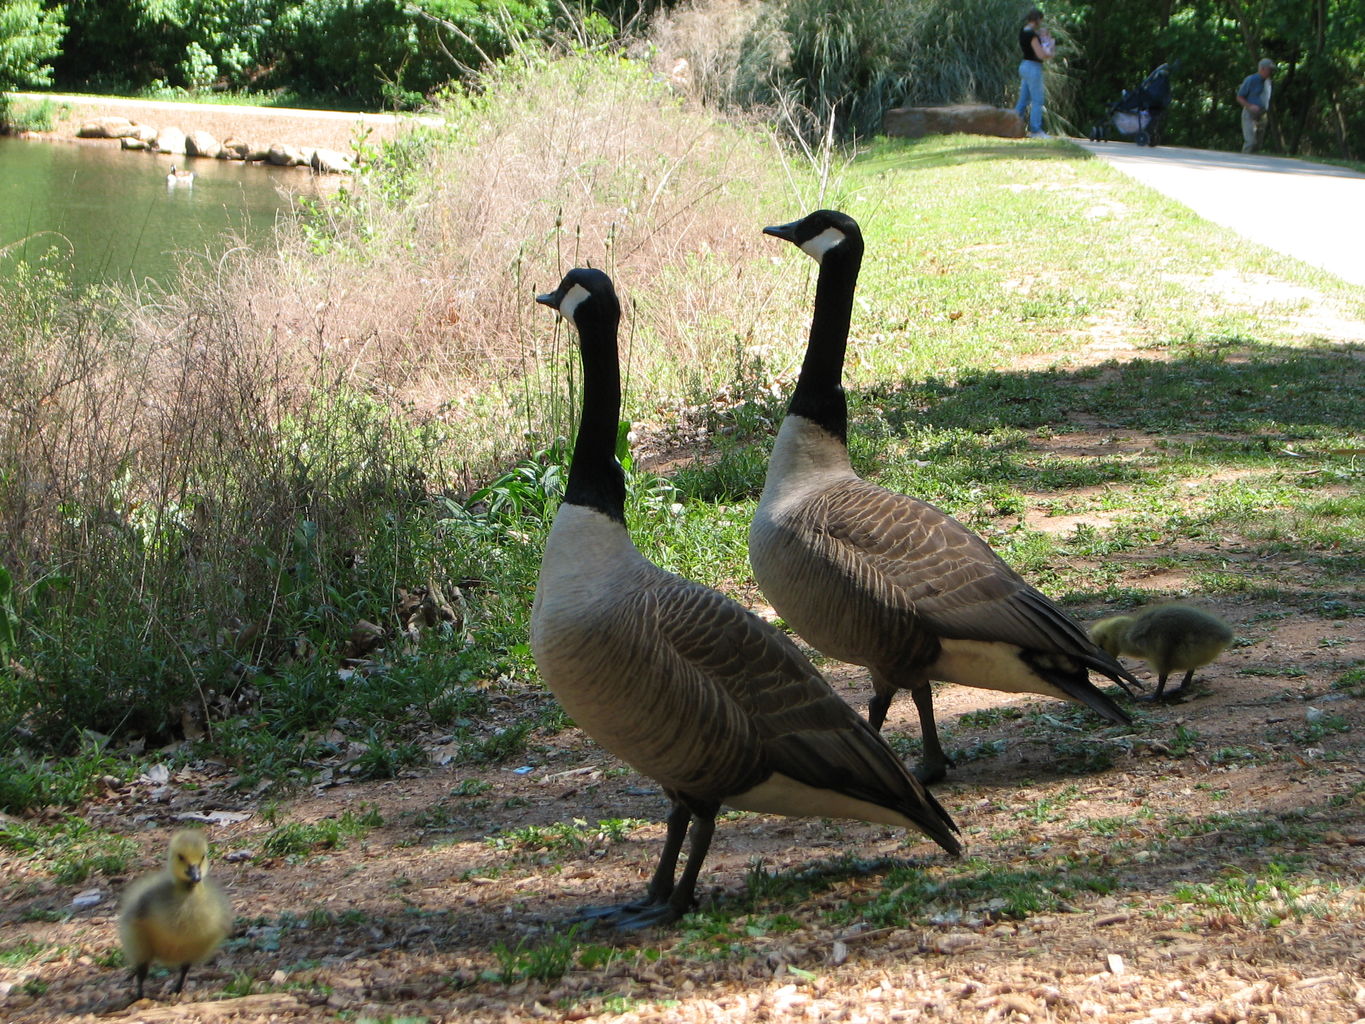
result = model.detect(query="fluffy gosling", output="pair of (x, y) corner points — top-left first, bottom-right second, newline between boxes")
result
(119, 829), (232, 1000)
(1091, 604), (1233, 699)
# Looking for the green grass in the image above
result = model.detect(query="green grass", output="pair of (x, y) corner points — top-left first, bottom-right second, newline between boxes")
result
(485, 818), (646, 856)
(0, 939), (49, 968)
(1170, 861), (1339, 926)
(0, 816), (138, 884)
(259, 807), (384, 858)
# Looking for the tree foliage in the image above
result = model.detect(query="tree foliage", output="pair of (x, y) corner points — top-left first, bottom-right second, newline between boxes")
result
(47, 0), (553, 105)
(1056, 0), (1364, 158)
(0, 0), (67, 91)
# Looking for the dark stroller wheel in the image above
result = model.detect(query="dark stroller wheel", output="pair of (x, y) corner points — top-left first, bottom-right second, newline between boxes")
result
(1134, 129), (1151, 147)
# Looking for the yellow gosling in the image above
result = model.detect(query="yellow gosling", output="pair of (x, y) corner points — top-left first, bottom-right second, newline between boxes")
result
(1091, 604), (1233, 699)
(119, 829), (232, 999)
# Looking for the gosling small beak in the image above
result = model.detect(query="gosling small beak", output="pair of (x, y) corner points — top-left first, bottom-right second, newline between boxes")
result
(186, 864), (201, 884)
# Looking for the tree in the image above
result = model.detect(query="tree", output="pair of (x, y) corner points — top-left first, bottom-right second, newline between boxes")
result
(0, 0), (67, 91)
(1053, 0), (1364, 158)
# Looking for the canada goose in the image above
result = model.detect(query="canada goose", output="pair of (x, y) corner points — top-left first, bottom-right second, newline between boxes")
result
(166, 164), (194, 186)
(119, 829), (231, 1000)
(532, 267), (961, 928)
(1090, 604), (1233, 699)
(750, 210), (1141, 783)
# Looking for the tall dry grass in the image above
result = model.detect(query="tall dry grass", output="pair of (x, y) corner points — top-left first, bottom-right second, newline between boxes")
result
(0, 45), (811, 749)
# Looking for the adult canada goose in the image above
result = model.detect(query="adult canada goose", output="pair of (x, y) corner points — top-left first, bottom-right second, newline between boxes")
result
(119, 829), (231, 1000)
(532, 267), (961, 928)
(750, 210), (1141, 783)
(1091, 604), (1233, 699)
(166, 164), (194, 186)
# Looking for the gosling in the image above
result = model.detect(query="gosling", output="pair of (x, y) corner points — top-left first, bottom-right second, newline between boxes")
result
(1090, 604), (1233, 699)
(119, 829), (232, 1000)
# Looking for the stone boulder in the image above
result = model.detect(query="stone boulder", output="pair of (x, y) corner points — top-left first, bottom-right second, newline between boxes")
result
(266, 142), (309, 167)
(220, 138), (254, 160)
(77, 117), (139, 139)
(154, 127), (188, 155)
(121, 137), (149, 150)
(310, 148), (355, 174)
(186, 130), (225, 159)
(883, 104), (1025, 140)
(132, 124), (159, 143)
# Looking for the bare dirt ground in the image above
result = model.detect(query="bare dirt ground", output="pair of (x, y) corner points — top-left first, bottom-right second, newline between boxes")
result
(3, 515), (1362, 1023)
(14, 94), (427, 155)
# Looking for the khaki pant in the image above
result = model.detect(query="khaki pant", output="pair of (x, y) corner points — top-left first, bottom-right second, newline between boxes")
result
(1241, 108), (1266, 153)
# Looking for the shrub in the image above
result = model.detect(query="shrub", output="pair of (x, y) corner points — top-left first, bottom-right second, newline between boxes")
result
(650, 0), (1057, 141)
(0, 47), (799, 772)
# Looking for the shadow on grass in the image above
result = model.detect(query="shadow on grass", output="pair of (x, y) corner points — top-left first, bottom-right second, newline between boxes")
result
(859, 137), (1090, 174)
(868, 342), (1365, 442)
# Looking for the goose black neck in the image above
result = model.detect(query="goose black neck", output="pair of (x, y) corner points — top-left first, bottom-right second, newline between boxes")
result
(564, 316), (627, 524)
(788, 247), (860, 445)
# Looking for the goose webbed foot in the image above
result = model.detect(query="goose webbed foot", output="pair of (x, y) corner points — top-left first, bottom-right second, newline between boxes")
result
(571, 893), (692, 930)
(911, 752), (954, 786)
(572, 800), (713, 930)
(1139, 669), (1195, 702)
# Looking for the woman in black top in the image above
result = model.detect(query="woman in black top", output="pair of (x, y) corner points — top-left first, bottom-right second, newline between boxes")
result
(1014, 8), (1053, 137)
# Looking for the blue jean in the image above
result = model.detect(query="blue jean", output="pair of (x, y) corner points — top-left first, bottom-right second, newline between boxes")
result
(1015, 60), (1045, 133)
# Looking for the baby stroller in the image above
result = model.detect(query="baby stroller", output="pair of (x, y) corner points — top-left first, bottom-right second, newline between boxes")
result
(1088, 63), (1171, 147)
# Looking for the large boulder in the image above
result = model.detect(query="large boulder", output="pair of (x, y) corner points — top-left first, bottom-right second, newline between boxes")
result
(883, 104), (1025, 140)
(186, 130), (225, 158)
(220, 138), (254, 160)
(154, 127), (188, 154)
(310, 148), (355, 174)
(77, 117), (138, 139)
(266, 142), (309, 167)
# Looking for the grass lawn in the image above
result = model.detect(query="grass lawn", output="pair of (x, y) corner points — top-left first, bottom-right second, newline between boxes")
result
(2, 130), (1363, 1023)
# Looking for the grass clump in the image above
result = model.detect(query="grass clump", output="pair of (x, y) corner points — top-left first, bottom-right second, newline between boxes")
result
(0, 816), (138, 884)
(1171, 862), (1337, 927)
(259, 807), (383, 858)
(486, 818), (644, 855)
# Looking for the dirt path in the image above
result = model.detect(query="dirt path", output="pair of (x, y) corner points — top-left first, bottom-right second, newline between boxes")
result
(9, 92), (442, 154)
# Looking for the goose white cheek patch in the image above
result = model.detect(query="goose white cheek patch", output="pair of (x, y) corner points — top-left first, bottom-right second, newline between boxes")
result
(557, 282), (592, 324)
(801, 226), (846, 262)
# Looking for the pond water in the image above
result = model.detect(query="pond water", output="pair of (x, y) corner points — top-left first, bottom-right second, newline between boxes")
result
(0, 136), (333, 290)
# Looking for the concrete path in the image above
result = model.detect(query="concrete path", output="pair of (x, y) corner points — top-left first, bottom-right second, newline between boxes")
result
(1071, 139), (1365, 288)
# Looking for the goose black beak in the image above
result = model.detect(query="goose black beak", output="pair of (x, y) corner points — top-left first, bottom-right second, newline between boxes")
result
(535, 290), (559, 310)
(762, 221), (800, 242)
(186, 865), (201, 884)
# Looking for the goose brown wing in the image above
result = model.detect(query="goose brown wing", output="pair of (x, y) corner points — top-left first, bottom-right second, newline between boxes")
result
(816, 479), (1099, 657)
(645, 574), (959, 847)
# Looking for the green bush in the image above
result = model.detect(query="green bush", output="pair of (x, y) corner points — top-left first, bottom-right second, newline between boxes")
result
(658, 0), (1028, 140)
(268, 0), (552, 106)
(0, 0), (66, 92)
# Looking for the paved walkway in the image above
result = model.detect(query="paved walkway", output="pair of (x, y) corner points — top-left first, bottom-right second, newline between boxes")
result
(1071, 140), (1365, 288)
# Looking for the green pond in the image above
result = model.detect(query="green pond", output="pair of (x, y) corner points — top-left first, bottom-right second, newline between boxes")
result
(0, 135), (333, 290)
